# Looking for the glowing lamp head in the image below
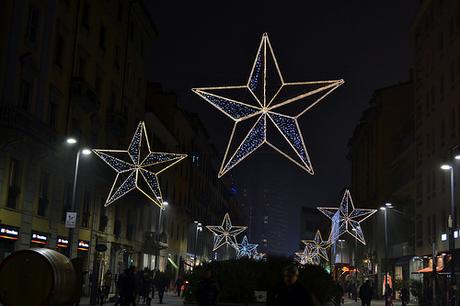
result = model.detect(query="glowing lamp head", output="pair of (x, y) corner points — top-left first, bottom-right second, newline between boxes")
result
(81, 148), (92, 155)
(66, 137), (77, 144)
(441, 164), (453, 170)
(455, 155), (460, 160)
(380, 207), (386, 211)
(162, 201), (169, 207)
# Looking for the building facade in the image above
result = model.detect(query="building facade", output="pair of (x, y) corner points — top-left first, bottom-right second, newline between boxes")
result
(348, 80), (419, 294)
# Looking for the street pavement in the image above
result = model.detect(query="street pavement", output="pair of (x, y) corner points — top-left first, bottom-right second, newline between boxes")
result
(80, 291), (184, 306)
(341, 298), (417, 305)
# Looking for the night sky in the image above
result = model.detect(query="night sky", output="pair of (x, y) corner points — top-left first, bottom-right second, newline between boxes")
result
(145, 1), (418, 254)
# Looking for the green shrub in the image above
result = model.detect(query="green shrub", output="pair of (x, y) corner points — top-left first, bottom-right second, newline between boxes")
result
(184, 256), (336, 304)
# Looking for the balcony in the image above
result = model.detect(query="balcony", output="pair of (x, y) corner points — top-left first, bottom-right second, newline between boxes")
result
(71, 77), (100, 114)
(105, 111), (127, 139)
(0, 104), (56, 143)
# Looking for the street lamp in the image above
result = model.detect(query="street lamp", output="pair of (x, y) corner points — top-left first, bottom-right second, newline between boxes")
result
(441, 162), (457, 306)
(338, 239), (345, 264)
(154, 201), (168, 270)
(193, 221), (203, 268)
(66, 137), (91, 258)
(380, 202), (393, 306)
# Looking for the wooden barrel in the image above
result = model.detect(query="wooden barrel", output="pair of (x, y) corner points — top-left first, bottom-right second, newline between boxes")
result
(0, 248), (76, 306)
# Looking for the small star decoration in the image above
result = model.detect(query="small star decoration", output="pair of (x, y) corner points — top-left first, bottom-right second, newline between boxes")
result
(302, 230), (331, 262)
(317, 189), (377, 245)
(236, 235), (258, 259)
(93, 121), (187, 207)
(206, 213), (247, 251)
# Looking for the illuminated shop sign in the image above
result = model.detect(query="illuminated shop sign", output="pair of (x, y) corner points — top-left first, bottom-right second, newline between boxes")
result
(77, 240), (90, 251)
(57, 236), (69, 248)
(0, 224), (19, 240)
(31, 232), (48, 245)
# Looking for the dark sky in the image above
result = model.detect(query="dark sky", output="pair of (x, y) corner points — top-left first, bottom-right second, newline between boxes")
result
(144, 0), (418, 254)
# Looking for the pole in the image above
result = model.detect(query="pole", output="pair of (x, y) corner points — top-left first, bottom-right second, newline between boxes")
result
(432, 241), (437, 304)
(384, 208), (389, 306)
(68, 149), (81, 258)
(155, 207), (163, 270)
(193, 225), (198, 267)
(449, 168), (456, 306)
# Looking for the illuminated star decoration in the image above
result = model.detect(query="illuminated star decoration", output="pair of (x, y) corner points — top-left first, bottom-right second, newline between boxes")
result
(317, 189), (377, 245)
(206, 213), (247, 251)
(93, 121), (187, 207)
(193, 33), (344, 177)
(295, 244), (319, 265)
(302, 230), (331, 262)
(236, 235), (258, 259)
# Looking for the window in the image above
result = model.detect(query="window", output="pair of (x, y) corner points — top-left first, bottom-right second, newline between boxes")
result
(452, 110), (456, 137)
(20, 79), (31, 110)
(81, 191), (91, 228)
(37, 172), (50, 216)
(48, 87), (59, 129)
(26, 6), (40, 43)
(117, 1), (123, 22)
(76, 55), (86, 79)
(427, 216), (431, 243)
(432, 170), (436, 197)
(82, 2), (90, 30)
(129, 22), (134, 41)
(416, 219), (423, 247)
(432, 214), (437, 242)
(7, 159), (22, 209)
(114, 45), (120, 69)
(53, 32), (64, 68)
(441, 120), (445, 146)
(61, 182), (71, 222)
(440, 76), (444, 102)
(99, 25), (106, 50)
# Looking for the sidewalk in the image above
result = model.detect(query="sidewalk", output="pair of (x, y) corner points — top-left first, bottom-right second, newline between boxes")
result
(80, 291), (184, 306)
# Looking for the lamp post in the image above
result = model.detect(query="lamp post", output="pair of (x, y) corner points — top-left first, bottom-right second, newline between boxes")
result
(154, 201), (168, 270)
(193, 221), (202, 268)
(66, 137), (91, 258)
(380, 202), (393, 306)
(441, 162), (457, 306)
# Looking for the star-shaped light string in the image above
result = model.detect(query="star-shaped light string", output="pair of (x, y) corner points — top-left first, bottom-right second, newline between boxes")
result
(317, 189), (377, 245)
(206, 213), (247, 251)
(192, 33), (344, 177)
(295, 244), (319, 265)
(302, 230), (331, 262)
(93, 121), (187, 207)
(236, 235), (258, 259)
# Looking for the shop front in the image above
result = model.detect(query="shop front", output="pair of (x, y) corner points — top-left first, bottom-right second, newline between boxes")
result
(30, 231), (48, 248)
(56, 236), (69, 256)
(0, 224), (19, 260)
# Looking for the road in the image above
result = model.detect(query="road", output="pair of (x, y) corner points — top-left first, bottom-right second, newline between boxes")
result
(341, 298), (416, 305)
(80, 292), (184, 306)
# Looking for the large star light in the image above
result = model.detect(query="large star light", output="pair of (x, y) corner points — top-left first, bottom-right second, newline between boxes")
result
(192, 33), (344, 177)
(207, 213), (247, 251)
(295, 244), (319, 265)
(317, 189), (377, 245)
(236, 235), (258, 259)
(93, 121), (187, 207)
(302, 230), (331, 262)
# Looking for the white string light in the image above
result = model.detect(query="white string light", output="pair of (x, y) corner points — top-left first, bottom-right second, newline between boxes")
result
(236, 235), (258, 259)
(317, 189), (377, 245)
(206, 213), (247, 251)
(193, 33), (344, 177)
(93, 121), (187, 207)
(296, 244), (319, 265)
(302, 229), (331, 262)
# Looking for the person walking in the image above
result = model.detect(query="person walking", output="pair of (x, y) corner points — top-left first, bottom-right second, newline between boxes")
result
(154, 271), (168, 304)
(334, 281), (344, 305)
(118, 266), (137, 306)
(359, 280), (373, 306)
(400, 286), (410, 306)
(175, 277), (183, 297)
(266, 265), (315, 306)
(384, 284), (393, 306)
(195, 270), (220, 306)
(103, 270), (112, 301)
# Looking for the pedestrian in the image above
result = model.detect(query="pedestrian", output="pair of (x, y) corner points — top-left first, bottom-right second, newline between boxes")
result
(154, 271), (169, 304)
(118, 266), (137, 306)
(359, 280), (373, 306)
(195, 270), (220, 306)
(334, 281), (344, 305)
(350, 282), (358, 302)
(103, 270), (112, 299)
(400, 286), (410, 306)
(266, 265), (315, 306)
(384, 284), (393, 306)
(175, 276), (183, 297)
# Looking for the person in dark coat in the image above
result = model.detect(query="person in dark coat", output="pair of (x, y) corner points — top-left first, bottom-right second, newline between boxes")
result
(359, 280), (373, 306)
(400, 286), (410, 306)
(175, 277), (183, 297)
(195, 270), (220, 306)
(267, 265), (315, 306)
(154, 271), (169, 304)
(118, 266), (137, 306)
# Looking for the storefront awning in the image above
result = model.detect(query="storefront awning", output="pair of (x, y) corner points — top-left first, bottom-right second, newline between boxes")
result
(415, 266), (443, 273)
